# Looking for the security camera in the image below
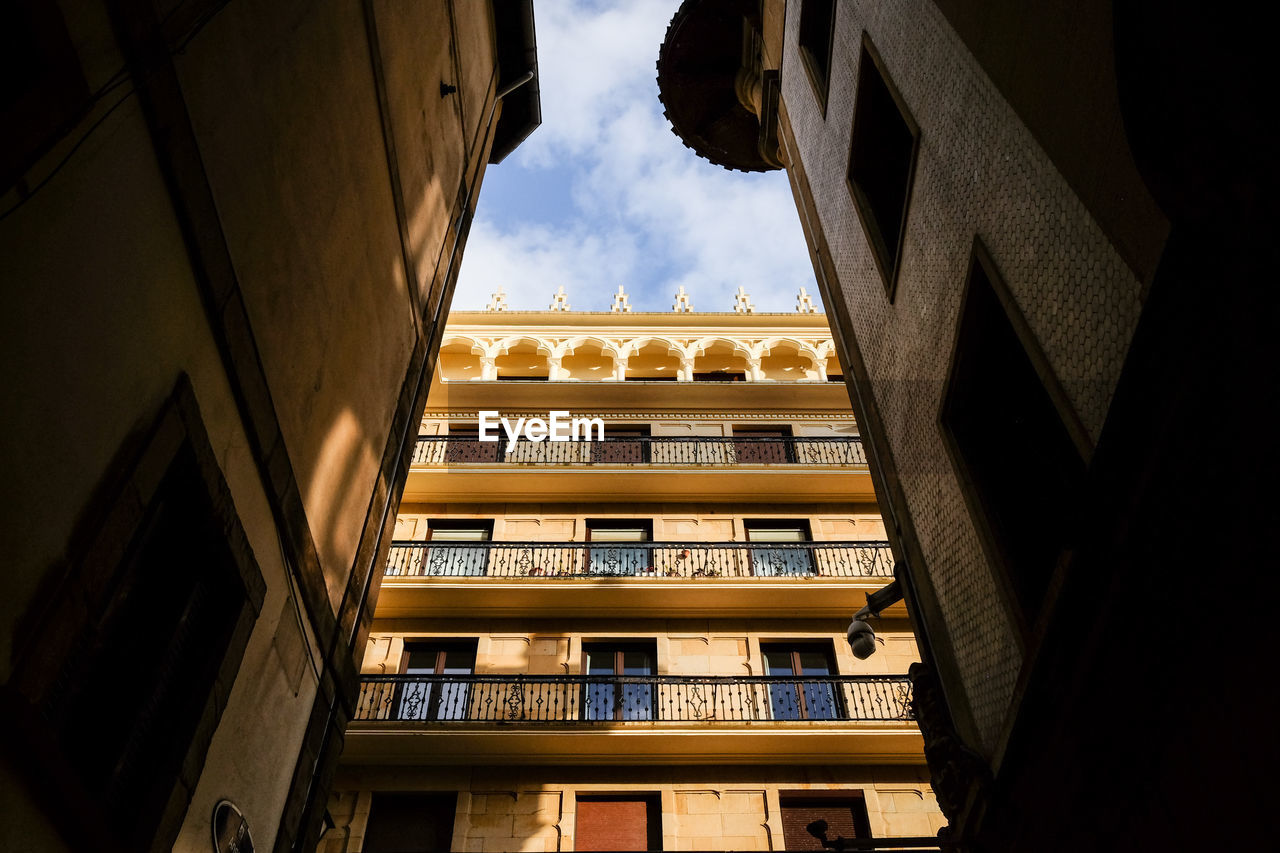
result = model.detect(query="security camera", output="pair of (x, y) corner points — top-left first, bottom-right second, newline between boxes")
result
(846, 579), (903, 660)
(847, 618), (876, 659)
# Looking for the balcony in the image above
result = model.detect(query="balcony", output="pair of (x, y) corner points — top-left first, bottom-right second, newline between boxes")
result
(386, 540), (893, 579)
(413, 434), (866, 466)
(343, 674), (922, 765)
(402, 435), (875, 503)
(356, 674), (912, 723)
(375, 541), (902, 619)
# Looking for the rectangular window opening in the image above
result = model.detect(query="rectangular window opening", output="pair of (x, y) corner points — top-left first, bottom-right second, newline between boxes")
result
(443, 425), (499, 463)
(779, 792), (872, 850)
(2, 1), (89, 191)
(591, 426), (651, 464)
(733, 426), (795, 464)
(797, 0), (837, 111)
(15, 380), (264, 853)
(582, 642), (657, 722)
(761, 642), (841, 721)
(576, 794), (662, 852)
(586, 519), (653, 576)
(363, 792), (458, 853)
(398, 640), (477, 721)
(422, 519), (493, 577)
(847, 37), (919, 299)
(941, 244), (1087, 632)
(745, 519), (814, 576)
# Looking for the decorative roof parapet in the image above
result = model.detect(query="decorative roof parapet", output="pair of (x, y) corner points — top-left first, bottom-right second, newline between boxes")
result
(549, 285), (570, 311)
(733, 286), (755, 314)
(672, 286), (694, 312)
(486, 285), (509, 312)
(611, 285), (633, 313)
(796, 287), (817, 314)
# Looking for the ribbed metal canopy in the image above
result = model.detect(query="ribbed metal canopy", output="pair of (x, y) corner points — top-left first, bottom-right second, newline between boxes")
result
(656, 0), (778, 173)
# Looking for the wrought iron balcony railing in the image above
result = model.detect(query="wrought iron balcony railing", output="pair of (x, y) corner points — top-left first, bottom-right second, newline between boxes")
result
(385, 540), (895, 579)
(412, 434), (866, 465)
(354, 674), (913, 724)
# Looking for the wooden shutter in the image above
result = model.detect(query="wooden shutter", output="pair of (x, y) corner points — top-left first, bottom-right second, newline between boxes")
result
(779, 795), (870, 851)
(576, 795), (659, 851)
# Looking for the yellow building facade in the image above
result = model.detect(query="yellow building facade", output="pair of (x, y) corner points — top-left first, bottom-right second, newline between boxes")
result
(321, 308), (944, 851)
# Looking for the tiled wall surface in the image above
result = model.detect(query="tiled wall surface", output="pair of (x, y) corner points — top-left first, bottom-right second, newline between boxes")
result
(782, 0), (1147, 749)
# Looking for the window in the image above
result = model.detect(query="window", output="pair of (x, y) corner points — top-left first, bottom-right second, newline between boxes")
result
(2, 0), (88, 191)
(797, 0), (837, 111)
(586, 519), (652, 575)
(424, 519), (492, 576)
(363, 792), (457, 853)
(582, 642), (656, 721)
(779, 792), (871, 850)
(591, 426), (650, 463)
(397, 641), (476, 721)
(847, 37), (919, 299)
(733, 426), (794, 464)
(443, 425), (500, 463)
(941, 243), (1087, 632)
(9, 378), (264, 852)
(745, 519), (814, 576)
(761, 642), (841, 720)
(576, 795), (661, 852)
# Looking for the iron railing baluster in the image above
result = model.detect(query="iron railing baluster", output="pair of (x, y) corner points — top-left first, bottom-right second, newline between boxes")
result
(384, 540), (896, 580)
(353, 674), (913, 724)
(415, 435), (865, 466)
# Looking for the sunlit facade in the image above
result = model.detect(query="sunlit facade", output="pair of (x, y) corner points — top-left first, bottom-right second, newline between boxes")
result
(320, 308), (943, 851)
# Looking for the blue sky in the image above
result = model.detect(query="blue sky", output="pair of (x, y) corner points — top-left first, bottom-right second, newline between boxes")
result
(453, 0), (821, 313)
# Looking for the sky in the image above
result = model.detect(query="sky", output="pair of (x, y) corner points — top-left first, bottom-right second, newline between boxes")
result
(452, 0), (821, 314)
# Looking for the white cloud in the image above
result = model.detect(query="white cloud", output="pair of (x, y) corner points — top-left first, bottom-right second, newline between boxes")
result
(454, 0), (822, 314)
(459, 218), (640, 311)
(517, 0), (673, 164)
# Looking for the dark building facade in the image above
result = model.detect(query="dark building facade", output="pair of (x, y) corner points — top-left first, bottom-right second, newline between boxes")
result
(658, 1), (1278, 849)
(0, 1), (538, 851)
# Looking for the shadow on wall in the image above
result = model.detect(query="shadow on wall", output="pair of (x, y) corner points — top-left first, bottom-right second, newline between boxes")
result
(305, 408), (378, 611)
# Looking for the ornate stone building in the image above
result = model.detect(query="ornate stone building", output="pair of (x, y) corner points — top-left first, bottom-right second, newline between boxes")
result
(0, 2), (538, 851)
(319, 307), (946, 851)
(657, 2), (1277, 850)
